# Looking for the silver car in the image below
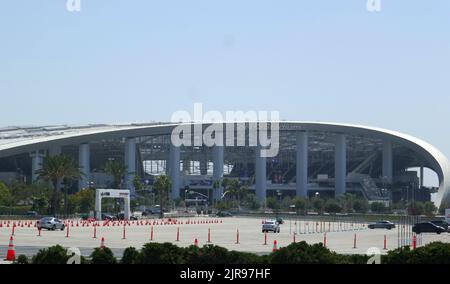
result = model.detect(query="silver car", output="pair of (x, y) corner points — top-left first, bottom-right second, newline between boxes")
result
(37, 217), (66, 231)
(262, 220), (281, 233)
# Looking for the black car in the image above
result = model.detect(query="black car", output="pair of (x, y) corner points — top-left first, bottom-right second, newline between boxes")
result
(368, 221), (396, 230)
(217, 211), (233, 217)
(26, 211), (39, 217)
(275, 217), (284, 225)
(430, 220), (450, 231)
(412, 222), (446, 234)
(101, 214), (117, 221)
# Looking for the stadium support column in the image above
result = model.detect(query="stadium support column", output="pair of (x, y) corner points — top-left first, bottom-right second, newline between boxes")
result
(213, 145), (224, 200)
(255, 146), (267, 206)
(78, 143), (90, 191)
(169, 143), (181, 199)
(382, 140), (393, 184)
(335, 134), (347, 196)
(125, 138), (137, 197)
(296, 131), (308, 198)
(30, 151), (45, 182)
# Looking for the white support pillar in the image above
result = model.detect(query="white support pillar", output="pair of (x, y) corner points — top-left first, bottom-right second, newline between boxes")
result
(30, 151), (45, 182)
(78, 143), (90, 191)
(213, 145), (224, 200)
(169, 143), (181, 199)
(335, 134), (347, 196)
(296, 131), (308, 198)
(255, 146), (267, 206)
(125, 138), (137, 196)
(382, 140), (393, 184)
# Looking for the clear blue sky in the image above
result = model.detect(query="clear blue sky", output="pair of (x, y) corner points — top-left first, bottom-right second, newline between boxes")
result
(1, 0), (449, 163)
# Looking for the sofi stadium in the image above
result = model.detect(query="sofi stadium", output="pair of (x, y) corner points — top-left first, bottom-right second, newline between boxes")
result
(0, 122), (448, 207)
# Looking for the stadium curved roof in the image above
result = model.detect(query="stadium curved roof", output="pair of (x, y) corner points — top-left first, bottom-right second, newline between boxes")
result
(0, 121), (449, 206)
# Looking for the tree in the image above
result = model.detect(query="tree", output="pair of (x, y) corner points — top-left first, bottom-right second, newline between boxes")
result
(243, 194), (260, 210)
(68, 188), (95, 214)
(154, 175), (172, 218)
(424, 201), (437, 217)
(370, 202), (387, 213)
(352, 199), (369, 213)
(212, 180), (221, 202)
(292, 197), (308, 214)
(408, 201), (424, 216)
(340, 194), (356, 213)
(104, 160), (127, 189)
(0, 182), (12, 206)
(324, 199), (342, 214)
(311, 197), (324, 214)
(133, 175), (144, 191)
(266, 197), (280, 210)
(37, 155), (82, 215)
(281, 196), (292, 210)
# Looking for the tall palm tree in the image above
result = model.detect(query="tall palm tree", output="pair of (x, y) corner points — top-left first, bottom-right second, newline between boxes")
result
(104, 160), (127, 189)
(154, 175), (172, 219)
(37, 155), (82, 215)
(212, 180), (221, 204)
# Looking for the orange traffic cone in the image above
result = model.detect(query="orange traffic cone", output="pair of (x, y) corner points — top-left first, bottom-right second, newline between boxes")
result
(100, 237), (105, 248)
(194, 238), (199, 247)
(6, 236), (16, 261)
(272, 240), (278, 253)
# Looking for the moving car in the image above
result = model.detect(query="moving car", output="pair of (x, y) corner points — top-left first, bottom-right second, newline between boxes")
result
(217, 211), (233, 218)
(412, 222), (446, 235)
(430, 220), (450, 231)
(368, 221), (396, 230)
(276, 217), (284, 225)
(36, 217), (65, 231)
(262, 220), (281, 233)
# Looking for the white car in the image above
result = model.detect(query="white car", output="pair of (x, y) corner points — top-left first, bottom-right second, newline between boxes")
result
(37, 217), (65, 231)
(262, 220), (280, 233)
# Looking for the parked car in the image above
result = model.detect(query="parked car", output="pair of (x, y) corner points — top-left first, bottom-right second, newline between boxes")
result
(262, 220), (280, 233)
(142, 206), (162, 216)
(368, 221), (396, 230)
(275, 217), (284, 225)
(217, 211), (233, 218)
(36, 217), (65, 231)
(117, 213), (138, 221)
(101, 214), (117, 221)
(26, 211), (39, 217)
(412, 222), (446, 234)
(430, 220), (450, 231)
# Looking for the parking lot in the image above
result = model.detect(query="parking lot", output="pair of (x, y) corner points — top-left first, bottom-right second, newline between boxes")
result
(1, 216), (450, 258)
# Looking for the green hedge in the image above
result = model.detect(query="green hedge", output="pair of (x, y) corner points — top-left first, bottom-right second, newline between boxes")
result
(13, 242), (450, 264)
(0, 205), (33, 216)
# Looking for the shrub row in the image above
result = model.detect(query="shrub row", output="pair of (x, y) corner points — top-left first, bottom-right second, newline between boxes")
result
(14, 241), (450, 264)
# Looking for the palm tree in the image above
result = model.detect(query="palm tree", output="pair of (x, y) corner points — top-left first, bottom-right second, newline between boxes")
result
(228, 180), (241, 204)
(221, 178), (231, 198)
(212, 180), (221, 204)
(37, 155), (82, 215)
(154, 175), (172, 219)
(104, 160), (127, 189)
